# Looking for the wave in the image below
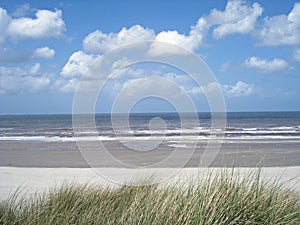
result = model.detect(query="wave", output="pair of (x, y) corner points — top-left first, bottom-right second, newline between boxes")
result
(1, 133), (300, 143)
(0, 128), (14, 131)
(0, 125), (299, 143)
(0, 136), (114, 142)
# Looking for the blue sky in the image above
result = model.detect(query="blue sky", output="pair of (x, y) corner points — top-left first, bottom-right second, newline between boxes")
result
(0, 0), (299, 114)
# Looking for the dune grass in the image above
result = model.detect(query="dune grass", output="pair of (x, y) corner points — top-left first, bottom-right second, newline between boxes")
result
(0, 170), (299, 225)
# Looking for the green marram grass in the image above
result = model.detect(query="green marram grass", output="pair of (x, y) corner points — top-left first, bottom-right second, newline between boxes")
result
(0, 169), (299, 224)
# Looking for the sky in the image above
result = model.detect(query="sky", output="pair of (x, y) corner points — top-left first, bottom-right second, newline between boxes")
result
(0, 0), (299, 114)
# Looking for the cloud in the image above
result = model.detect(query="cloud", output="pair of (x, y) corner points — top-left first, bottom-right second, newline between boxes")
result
(7, 9), (65, 39)
(208, 0), (263, 39)
(61, 11), (209, 92)
(62, 1), (265, 86)
(258, 3), (300, 46)
(152, 17), (208, 54)
(60, 1), (297, 95)
(61, 51), (99, 78)
(293, 49), (300, 62)
(57, 51), (105, 93)
(29, 63), (41, 75)
(244, 56), (289, 73)
(188, 82), (221, 95)
(223, 81), (254, 97)
(0, 63), (51, 94)
(83, 25), (155, 53)
(188, 81), (254, 97)
(53, 78), (80, 93)
(79, 1), (299, 53)
(112, 57), (134, 70)
(0, 8), (11, 42)
(33, 47), (55, 59)
(0, 7), (66, 41)
(0, 46), (55, 63)
(83, 17), (209, 56)
(80, 0), (265, 56)
(64, 19), (209, 89)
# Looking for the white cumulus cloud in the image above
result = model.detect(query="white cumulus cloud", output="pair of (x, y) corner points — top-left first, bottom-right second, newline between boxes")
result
(83, 17), (209, 56)
(33, 47), (55, 59)
(83, 25), (155, 54)
(258, 3), (300, 46)
(153, 17), (208, 53)
(56, 51), (105, 93)
(61, 51), (100, 78)
(223, 81), (254, 97)
(208, 0), (263, 39)
(0, 8), (66, 41)
(244, 56), (289, 73)
(63, 20), (209, 88)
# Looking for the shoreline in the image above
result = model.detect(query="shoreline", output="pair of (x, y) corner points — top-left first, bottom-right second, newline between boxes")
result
(1, 141), (299, 168)
(1, 166), (299, 201)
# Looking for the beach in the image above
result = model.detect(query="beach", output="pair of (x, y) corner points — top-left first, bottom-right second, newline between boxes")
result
(1, 1), (300, 222)
(0, 140), (299, 167)
(1, 112), (300, 201)
(1, 141), (300, 201)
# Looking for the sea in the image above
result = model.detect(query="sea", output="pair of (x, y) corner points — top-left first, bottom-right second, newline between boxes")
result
(0, 111), (299, 167)
(0, 112), (299, 145)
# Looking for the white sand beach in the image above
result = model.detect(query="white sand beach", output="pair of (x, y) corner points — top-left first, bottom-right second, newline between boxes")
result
(1, 166), (299, 201)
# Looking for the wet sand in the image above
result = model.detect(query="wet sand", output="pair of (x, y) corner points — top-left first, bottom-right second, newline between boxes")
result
(0, 141), (299, 167)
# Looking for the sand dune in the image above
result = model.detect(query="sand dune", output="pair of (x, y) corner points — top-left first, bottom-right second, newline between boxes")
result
(1, 166), (299, 201)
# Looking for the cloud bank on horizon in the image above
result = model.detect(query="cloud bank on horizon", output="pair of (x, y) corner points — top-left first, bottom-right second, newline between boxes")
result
(0, 0), (299, 113)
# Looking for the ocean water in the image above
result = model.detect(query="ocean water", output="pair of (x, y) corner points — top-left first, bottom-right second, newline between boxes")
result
(0, 112), (299, 145)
